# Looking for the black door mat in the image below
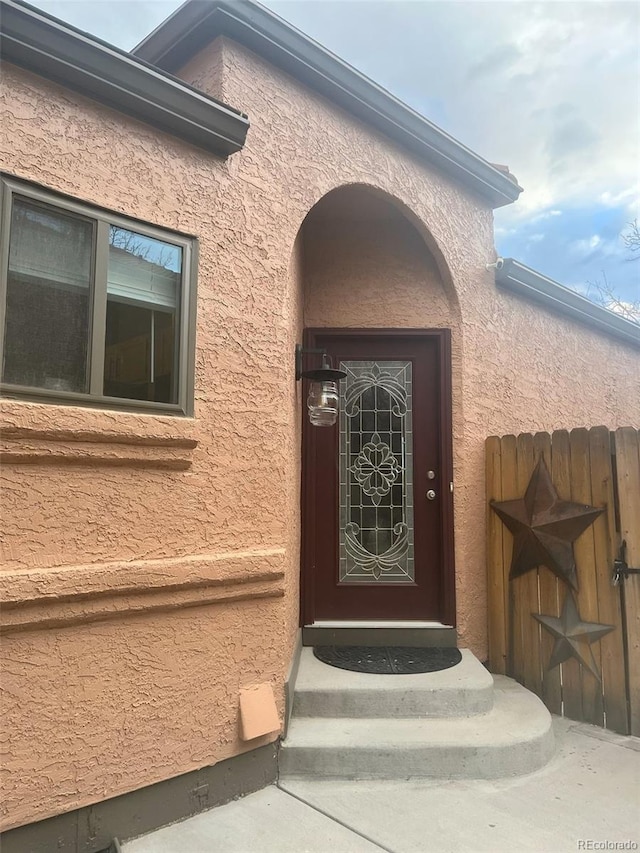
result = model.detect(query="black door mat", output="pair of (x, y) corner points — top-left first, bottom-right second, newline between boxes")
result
(313, 645), (462, 674)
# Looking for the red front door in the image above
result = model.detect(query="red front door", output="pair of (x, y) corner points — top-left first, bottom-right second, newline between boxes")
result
(301, 329), (455, 624)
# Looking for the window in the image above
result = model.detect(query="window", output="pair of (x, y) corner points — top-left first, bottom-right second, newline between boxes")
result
(0, 177), (196, 414)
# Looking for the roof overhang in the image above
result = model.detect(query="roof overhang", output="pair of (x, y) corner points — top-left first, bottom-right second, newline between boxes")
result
(0, 0), (249, 158)
(496, 258), (640, 350)
(134, 0), (523, 209)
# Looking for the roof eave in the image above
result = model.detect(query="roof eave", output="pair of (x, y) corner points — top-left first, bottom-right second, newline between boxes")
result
(134, 0), (523, 209)
(0, 0), (249, 158)
(496, 258), (640, 350)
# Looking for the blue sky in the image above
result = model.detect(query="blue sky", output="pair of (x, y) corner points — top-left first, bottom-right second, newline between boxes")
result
(496, 198), (637, 298)
(29, 0), (640, 307)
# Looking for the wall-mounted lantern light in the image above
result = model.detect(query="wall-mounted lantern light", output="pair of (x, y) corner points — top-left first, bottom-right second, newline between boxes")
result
(295, 344), (347, 427)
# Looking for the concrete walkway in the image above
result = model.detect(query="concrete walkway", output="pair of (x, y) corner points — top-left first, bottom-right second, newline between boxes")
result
(124, 717), (640, 853)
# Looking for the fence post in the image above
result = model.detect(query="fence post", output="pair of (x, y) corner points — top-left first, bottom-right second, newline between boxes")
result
(615, 427), (640, 736)
(486, 435), (506, 674)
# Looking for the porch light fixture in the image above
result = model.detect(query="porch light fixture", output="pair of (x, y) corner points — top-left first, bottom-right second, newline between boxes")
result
(295, 344), (347, 427)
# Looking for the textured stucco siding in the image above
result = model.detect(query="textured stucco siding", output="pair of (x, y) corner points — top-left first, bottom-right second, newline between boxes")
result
(0, 32), (639, 835)
(0, 55), (294, 830)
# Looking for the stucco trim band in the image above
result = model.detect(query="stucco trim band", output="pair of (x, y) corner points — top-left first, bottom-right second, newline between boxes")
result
(0, 0), (249, 157)
(1, 432), (196, 469)
(0, 548), (286, 633)
(1, 412), (198, 467)
(496, 258), (640, 350)
(0, 400), (199, 436)
(133, 0), (522, 208)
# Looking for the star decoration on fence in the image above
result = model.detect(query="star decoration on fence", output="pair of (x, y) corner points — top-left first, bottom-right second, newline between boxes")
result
(533, 590), (614, 680)
(490, 457), (603, 590)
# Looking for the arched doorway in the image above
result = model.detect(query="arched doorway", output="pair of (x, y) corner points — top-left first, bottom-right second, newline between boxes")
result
(298, 185), (457, 629)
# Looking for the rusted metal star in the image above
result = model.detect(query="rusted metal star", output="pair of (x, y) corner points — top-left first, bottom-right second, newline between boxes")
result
(491, 456), (603, 590)
(533, 590), (614, 680)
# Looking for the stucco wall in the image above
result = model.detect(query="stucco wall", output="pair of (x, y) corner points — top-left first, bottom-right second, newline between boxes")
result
(0, 56), (295, 831)
(1, 31), (639, 834)
(302, 190), (457, 329)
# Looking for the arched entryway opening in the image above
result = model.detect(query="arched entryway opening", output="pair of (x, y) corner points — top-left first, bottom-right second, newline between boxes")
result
(294, 184), (459, 631)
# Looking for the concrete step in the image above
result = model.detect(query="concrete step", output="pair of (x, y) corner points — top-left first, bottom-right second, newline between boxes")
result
(281, 676), (555, 780)
(294, 648), (494, 718)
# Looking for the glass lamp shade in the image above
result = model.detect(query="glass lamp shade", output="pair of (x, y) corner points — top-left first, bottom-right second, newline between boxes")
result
(307, 380), (339, 426)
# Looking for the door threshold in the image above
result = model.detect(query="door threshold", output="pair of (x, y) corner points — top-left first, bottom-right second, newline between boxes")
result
(302, 623), (457, 648)
(306, 621), (453, 629)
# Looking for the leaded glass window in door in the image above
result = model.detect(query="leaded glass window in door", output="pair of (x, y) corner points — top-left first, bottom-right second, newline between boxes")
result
(339, 361), (414, 583)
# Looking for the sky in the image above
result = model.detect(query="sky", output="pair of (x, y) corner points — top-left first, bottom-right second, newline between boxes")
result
(28, 0), (640, 307)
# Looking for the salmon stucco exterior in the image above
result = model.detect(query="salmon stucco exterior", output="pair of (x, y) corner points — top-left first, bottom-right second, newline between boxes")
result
(0, 0), (639, 846)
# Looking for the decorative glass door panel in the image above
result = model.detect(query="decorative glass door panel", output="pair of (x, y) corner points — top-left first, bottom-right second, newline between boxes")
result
(339, 361), (414, 583)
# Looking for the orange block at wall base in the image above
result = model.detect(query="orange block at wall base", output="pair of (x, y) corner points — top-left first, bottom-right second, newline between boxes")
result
(239, 683), (281, 741)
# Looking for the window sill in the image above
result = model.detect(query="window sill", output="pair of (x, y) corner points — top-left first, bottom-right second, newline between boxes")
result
(0, 397), (198, 469)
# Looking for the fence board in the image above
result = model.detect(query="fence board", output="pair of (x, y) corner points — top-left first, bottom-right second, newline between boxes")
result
(516, 433), (541, 695)
(500, 435), (519, 678)
(551, 430), (576, 719)
(615, 428), (640, 736)
(486, 436), (506, 674)
(590, 426), (627, 733)
(569, 428), (603, 727)
(534, 431), (562, 715)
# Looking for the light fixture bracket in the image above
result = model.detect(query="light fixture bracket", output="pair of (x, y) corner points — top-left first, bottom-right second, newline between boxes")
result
(295, 344), (347, 382)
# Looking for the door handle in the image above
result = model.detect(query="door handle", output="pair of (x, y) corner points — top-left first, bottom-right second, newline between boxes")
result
(426, 490), (437, 500)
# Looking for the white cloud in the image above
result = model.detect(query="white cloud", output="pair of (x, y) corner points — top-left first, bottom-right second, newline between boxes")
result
(532, 209), (563, 222)
(600, 184), (640, 220)
(528, 233), (545, 243)
(570, 233), (625, 259)
(571, 237), (596, 257)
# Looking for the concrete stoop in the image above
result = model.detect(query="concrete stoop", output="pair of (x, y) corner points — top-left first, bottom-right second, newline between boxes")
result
(280, 648), (555, 780)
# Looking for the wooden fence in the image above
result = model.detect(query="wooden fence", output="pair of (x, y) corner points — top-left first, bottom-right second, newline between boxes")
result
(486, 427), (640, 735)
